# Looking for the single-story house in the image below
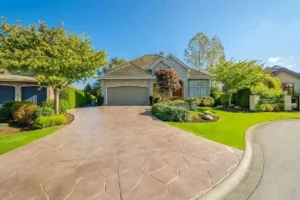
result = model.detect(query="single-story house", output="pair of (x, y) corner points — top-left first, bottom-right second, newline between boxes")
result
(265, 65), (300, 94)
(99, 52), (213, 105)
(0, 69), (54, 106)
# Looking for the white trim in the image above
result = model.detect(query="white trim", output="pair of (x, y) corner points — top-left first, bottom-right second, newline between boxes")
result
(99, 76), (156, 80)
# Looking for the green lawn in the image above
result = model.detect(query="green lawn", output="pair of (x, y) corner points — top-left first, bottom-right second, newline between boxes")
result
(168, 108), (300, 150)
(0, 126), (62, 155)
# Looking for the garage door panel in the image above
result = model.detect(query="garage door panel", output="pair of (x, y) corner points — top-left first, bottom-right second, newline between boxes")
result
(0, 86), (15, 105)
(107, 86), (148, 105)
(21, 87), (47, 105)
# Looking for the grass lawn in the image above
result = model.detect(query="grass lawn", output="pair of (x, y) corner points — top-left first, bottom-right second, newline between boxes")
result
(0, 126), (63, 155)
(168, 107), (300, 150)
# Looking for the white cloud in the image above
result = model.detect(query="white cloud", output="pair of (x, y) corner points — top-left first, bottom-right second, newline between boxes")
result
(267, 57), (280, 63)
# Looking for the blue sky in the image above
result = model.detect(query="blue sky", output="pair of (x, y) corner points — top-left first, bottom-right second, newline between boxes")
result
(1, 0), (300, 88)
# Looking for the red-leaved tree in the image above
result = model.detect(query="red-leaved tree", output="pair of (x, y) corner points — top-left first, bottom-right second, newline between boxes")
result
(154, 68), (179, 99)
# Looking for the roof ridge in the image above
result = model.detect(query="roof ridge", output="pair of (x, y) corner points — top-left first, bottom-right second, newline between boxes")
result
(129, 62), (153, 75)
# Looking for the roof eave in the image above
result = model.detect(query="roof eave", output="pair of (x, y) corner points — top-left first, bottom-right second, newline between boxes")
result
(99, 76), (156, 80)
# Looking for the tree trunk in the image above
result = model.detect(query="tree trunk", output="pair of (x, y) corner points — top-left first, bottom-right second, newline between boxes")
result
(54, 88), (60, 115)
(228, 93), (233, 108)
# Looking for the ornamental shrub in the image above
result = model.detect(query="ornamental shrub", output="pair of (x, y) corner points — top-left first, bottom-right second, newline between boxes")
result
(11, 103), (38, 126)
(255, 103), (273, 112)
(97, 96), (104, 106)
(171, 99), (185, 105)
(203, 110), (213, 116)
(152, 104), (191, 122)
(32, 107), (55, 120)
(43, 100), (70, 114)
(60, 87), (87, 108)
(34, 115), (67, 129)
(0, 100), (15, 123)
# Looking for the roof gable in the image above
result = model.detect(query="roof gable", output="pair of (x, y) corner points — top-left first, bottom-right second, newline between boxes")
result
(103, 62), (153, 77)
(130, 54), (162, 69)
(189, 69), (212, 78)
(266, 65), (300, 79)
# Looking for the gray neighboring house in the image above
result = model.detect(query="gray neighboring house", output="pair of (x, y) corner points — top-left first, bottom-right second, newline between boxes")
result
(99, 52), (213, 105)
(0, 69), (54, 106)
(265, 65), (300, 94)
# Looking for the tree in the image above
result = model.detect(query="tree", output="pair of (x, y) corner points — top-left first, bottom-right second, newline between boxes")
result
(184, 32), (224, 71)
(211, 60), (264, 107)
(154, 68), (179, 99)
(98, 56), (126, 75)
(0, 18), (106, 114)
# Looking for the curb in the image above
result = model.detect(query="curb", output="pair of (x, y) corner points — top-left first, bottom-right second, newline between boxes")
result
(198, 122), (268, 200)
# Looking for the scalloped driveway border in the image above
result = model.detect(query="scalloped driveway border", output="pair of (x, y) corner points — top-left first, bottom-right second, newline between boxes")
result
(199, 119), (300, 200)
(0, 106), (242, 200)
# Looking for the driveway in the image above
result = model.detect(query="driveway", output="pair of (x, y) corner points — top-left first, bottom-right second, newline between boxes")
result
(0, 106), (242, 200)
(248, 120), (300, 200)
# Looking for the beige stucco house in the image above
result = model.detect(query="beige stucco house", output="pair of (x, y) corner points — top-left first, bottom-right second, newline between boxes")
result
(265, 65), (300, 94)
(99, 52), (213, 105)
(0, 69), (54, 106)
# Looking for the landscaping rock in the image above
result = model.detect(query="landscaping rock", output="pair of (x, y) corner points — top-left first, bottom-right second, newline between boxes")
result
(202, 114), (213, 121)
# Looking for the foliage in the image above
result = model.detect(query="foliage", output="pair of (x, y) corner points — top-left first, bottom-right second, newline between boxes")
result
(43, 99), (70, 114)
(203, 110), (213, 116)
(190, 111), (200, 120)
(255, 98), (284, 112)
(212, 60), (264, 107)
(255, 103), (273, 112)
(60, 87), (87, 108)
(203, 96), (215, 106)
(11, 103), (38, 126)
(210, 84), (222, 104)
(97, 96), (104, 106)
(34, 115), (67, 129)
(99, 57), (127, 75)
(171, 100), (185, 105)
(184, 32), (225, 71)
(152, 104), (191, 122)
(251, 75), (283, 99)
(0, 126), (62, 155)
(157, 98), (172, 104)
(169, 107), (300, 150)
(0, 123), (7, 132)
(32, 107), (55, 120)
(0, 18), (107, 114)
(197, 96), (214, 107)
(186, 97), (198, 104)
(235, 88), (251, 108)
(154, 69), (179, 99)
(0, 100), (15, 123)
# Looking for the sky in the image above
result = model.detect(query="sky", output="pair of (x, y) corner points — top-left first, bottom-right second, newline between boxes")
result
(1, 0), (300, 88)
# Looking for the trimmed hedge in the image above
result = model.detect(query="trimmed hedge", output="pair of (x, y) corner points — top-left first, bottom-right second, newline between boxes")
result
(152, 104), (191, 122)
(33, 107), (55, 120)
(43, 100), (70, 114)
(235, 88), (251, 108)
(34, 114), (67, 129)
(60, 87), (87, 108)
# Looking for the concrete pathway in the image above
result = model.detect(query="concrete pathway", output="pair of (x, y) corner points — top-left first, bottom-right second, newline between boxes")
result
(248, 120), (300, 200)
(0, 107), (242, 200)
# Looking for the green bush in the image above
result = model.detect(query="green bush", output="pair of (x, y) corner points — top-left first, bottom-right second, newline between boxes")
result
(33, 107), (55, 120)
(152, 104), (191, 122)
(157, 98), (172, 104)
(97, 96), (104, 106)
(255, 103), (273, 112)
(42, 100), (70, 114)
(11, 103), (38, 126)
(34, 114), (67, 129)
(197, 96), (214, 107)
(0, 101), (15, 123)
(235, 88), (251, 108)
(203, 110), (213, 116)
(220, 94), (230, 106)
(171, 99), (185, 105)
(60, 87), (87, 108)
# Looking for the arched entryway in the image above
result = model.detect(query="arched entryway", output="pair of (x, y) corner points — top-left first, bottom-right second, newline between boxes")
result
(172, 80), (183, 98)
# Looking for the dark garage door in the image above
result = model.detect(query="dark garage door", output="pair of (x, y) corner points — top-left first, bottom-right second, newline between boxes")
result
(21, 86), (47, 105)
(107, 86), (148, 105)
(0, 86), (15, 106)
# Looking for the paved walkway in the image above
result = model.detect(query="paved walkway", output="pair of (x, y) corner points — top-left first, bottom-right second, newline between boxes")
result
(0, 107), (242, 200)
(248, 120), (300, 200)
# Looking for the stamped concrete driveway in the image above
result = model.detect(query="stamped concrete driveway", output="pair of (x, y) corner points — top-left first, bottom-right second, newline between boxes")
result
(0, 107), (242, 200)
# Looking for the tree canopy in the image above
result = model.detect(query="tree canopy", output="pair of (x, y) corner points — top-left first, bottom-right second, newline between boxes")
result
(184, 32), (224, 71)
(211, 60), (264, 106)
(99, 56), (127, 75)
(0, 18), (106, 113)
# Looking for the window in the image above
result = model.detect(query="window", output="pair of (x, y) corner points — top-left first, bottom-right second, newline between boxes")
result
(282, 83), (294, 95)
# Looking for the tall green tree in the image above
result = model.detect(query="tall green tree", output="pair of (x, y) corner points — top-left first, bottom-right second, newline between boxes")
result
(211, 60), (264, 107)
(0, 18), (106, 114)
(99, 56), (127, 75)
(184, 32), (224, 71)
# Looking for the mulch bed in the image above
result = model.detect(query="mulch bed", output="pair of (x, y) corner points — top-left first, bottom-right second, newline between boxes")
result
(191, 116), (220, 123)
(65, 113), (75, 125)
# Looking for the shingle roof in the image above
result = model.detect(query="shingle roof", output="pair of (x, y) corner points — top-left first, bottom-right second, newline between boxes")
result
(188, 69), (213, 78)
(103, 62), (153, 76)
(0, 74), (38, 82)
(130, 54), (162, 69)
(265, 65), (300, 78)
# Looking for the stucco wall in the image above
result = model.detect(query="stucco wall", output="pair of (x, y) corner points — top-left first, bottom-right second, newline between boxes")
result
(152, 56), (189, 99)
(101, 79), (153, 105)
(0, 82), (53, 101)
(275, 72), (300, 92)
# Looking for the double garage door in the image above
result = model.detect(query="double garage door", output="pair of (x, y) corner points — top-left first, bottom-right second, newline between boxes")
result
(107, 86), (148, 105)
(0, 86), (15, 106)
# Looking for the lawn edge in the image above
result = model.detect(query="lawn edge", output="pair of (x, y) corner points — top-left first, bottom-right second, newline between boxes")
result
(198, 119), (300, 200)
